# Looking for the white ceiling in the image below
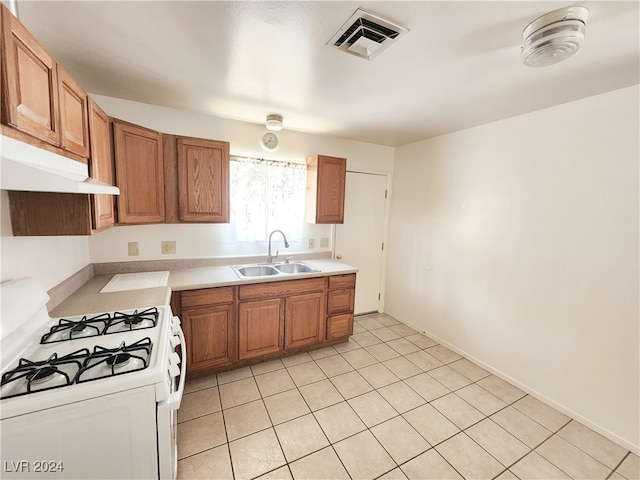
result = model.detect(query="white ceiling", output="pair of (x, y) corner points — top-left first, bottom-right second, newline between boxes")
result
(16, 1), (640, 147)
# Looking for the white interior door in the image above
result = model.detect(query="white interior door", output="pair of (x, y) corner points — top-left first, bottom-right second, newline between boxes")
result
(335, 172), (387, 314)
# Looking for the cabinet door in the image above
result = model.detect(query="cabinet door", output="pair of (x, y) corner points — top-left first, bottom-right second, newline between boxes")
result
(177, 137), (229, 222)
(88, 98), (115, 231)
(1, 5), (59, 145)
(238, 299), (283, 360)
(305, 155), (346, 224)
(285, 292), (326, 350)
(57, 65), (89, 157)
(113, 121), (165, 224)
(182, 304), (235, 372)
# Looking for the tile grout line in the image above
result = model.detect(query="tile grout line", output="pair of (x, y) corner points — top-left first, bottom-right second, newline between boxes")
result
(178, 318), (635, 480)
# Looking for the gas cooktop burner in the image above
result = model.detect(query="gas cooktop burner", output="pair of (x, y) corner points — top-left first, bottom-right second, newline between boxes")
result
(1, 337), (154, 399)
(77, 338), (152, 383)
(107, 308), (159, 334)
(27, 366), (58, 384)
(41, 313), (111, 344)
(106, 352), (132, 367)
(0, 349), (89, 399)
(40, 308), (159, 344)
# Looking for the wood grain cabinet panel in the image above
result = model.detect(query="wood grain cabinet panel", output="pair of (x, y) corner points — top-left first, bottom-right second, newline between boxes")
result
(238, 298), (284, 360)
(8, 191), (92, 235)
(238, 277), (326, 301)
(57, 65), (89, 157)
(175, 287), (237, 375)
(326, 273), (355, 341)
(113, 120), (165, 224)
(305, 155), (346, 224)
(326, 313), (354, 340)
(88, 98), (115, 231)
(177, 274), (355, 376)
(182, 304), (235, 372)
(177, 137), (229, 222)
(181, 287), (234, 309)
(1, 5), (59, 146)
(285, 292), (326, 350)
(327, 288), (355, 315)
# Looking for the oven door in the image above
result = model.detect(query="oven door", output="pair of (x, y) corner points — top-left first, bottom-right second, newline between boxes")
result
(157, 317), (186, 480)
(1, 386), (159, 479)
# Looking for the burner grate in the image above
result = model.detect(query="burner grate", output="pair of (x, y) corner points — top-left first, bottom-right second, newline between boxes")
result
(41, 313), (111, 344)
(76, 338), (153, 383)
(107, 307), (158, 334)
(0, 349), (89, 399)
(40, 308), (159, 344)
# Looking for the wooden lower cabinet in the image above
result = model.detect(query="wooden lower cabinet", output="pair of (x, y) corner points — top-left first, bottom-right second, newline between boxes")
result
(326, 273), (356, 341)
(179, 274), (354, 377)
(182, 304), (235, 371)
(238, 298), (284, 360)
(178, 286), (236, 374)
(285, 292), (326, 349)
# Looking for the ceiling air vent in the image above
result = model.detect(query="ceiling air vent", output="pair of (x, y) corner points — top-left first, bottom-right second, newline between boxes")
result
(328, 9), (408, 60)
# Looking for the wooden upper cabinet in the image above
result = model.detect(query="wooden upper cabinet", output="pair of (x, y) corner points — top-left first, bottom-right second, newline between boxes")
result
(57, 65), (89, 157)
(1, 5), (59, 146)
(88, 98), (115, 231)
(305, 155), (346, 224)
(177, 137), (230, 223)
(113, 120), (165, 224)
(6, 98), (117, 237)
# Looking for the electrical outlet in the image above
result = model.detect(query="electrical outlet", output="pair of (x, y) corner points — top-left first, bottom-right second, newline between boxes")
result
(128, 242), (139, 256)
(320, 237), (329, 248)
(162, 241), (176, 255)
(308, 238), (315, 249)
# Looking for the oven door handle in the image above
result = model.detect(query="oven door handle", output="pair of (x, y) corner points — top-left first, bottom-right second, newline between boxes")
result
(165, 319), (187, 411)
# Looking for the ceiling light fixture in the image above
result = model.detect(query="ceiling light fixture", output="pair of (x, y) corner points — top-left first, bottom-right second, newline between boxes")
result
(522, 6), (589, 67)
(266, 114), (283, 132)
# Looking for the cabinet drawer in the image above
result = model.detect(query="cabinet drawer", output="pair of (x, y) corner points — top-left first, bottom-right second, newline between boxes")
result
(239, 277), (326, 301)
(326, 314), (353, 340)
(181, 286), (234, 309)
(328, 274), (356, 290)
(327, 288), (355, 315)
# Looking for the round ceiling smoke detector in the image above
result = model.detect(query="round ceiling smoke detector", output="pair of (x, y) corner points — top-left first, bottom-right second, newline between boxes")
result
(266, 114), (283, 132)
(522, 6), (589, 67)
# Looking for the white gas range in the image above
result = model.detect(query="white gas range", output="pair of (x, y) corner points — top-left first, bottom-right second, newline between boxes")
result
(0, 278), (186, 480)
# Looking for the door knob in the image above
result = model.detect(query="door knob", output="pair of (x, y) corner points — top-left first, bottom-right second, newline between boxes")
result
(336, 254), (343, 260)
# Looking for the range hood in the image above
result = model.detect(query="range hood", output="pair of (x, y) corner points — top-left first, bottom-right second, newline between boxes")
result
(0, 135), (120, 195)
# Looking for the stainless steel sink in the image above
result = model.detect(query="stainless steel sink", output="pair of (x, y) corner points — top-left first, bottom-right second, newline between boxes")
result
(232, 262), (320, 278)
(274, 262), (319, 274)
(233, 265), (279, 277)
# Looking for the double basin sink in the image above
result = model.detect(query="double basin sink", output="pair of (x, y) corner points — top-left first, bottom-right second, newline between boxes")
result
(232, 262), (319, 278)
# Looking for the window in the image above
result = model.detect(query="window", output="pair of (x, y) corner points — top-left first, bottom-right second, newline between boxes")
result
(229, 155), (306, 242)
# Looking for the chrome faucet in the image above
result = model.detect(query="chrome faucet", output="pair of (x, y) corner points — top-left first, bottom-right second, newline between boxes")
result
(267, 229), (289, 264)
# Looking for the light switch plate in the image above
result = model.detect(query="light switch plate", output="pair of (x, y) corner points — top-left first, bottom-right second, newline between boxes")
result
(308, 239), (315, 249)
(320, 237), (329, 248)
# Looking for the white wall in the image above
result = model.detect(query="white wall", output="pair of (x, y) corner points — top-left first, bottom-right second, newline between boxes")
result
(0, 191), (91, 290)
(8, 95), (394, 264)
(1, 96), (393, 286)
(386, 86), (639, 452)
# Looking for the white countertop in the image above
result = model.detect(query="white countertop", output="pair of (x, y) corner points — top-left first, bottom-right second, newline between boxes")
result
(51, 260), (358, 316)
(168, 259), (358, 291)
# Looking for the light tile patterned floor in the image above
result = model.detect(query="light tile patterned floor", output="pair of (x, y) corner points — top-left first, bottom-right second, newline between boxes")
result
(177, 313), (639, 480)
